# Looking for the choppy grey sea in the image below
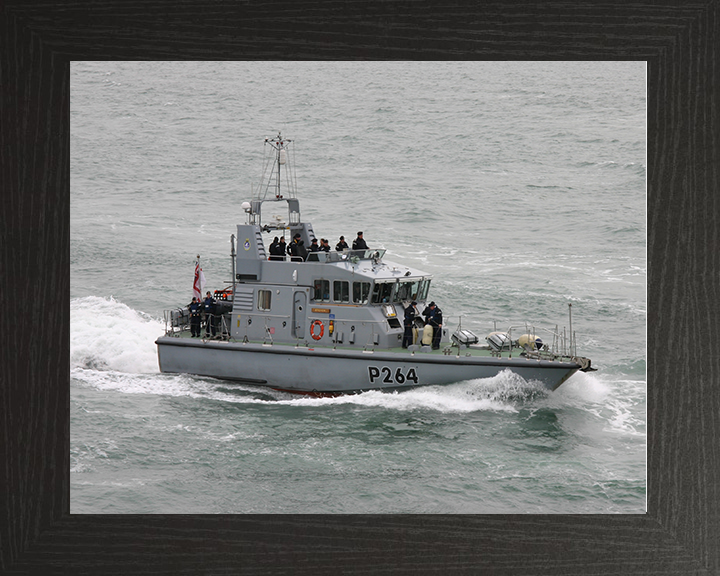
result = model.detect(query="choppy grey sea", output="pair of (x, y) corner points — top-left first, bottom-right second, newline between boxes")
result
(70, 61), (646, 514)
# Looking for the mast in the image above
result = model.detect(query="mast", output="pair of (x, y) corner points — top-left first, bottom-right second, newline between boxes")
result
(263, 132), (293, 199)
(246, 133), (301, 231)
(277, 136), (281, 199)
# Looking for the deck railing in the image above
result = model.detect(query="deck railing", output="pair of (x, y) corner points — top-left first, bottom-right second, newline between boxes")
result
(163, 310), (230, 339)
(270, 249), (386, 264)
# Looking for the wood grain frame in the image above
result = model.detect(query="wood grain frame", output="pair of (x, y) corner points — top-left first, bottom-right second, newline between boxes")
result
(2, 2), (717, 574)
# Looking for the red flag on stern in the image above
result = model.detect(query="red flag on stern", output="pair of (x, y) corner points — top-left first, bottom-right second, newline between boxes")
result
(193, 260), (205, 300)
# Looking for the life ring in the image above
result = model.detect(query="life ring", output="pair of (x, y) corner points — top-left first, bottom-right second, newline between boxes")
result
(310, 320), (324, 340)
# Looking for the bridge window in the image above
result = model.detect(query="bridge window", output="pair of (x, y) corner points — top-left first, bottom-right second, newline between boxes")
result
(371, 282), (394, 304)
(394, 280), (421, 303)
(419, 279), (431, 301)
(312, 279), (330, 302)
(353, 281), (371, 304)
(333, 280), (349, 303)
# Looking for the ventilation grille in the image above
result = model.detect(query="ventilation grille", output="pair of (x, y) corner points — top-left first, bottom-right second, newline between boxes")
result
(234, 287), (254, 311)
(255, 231), (266, 258)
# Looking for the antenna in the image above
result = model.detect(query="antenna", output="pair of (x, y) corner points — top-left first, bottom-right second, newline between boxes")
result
(568, 302), (574, 357)
(262, 132), (294, 200)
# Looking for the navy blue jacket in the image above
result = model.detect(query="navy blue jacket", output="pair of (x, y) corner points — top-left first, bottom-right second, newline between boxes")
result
(189, 301), (201, 318)
(203, 296), (215, 315)
(404, 305), (416, 326)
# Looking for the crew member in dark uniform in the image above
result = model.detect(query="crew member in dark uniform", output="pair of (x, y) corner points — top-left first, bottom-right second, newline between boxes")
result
(288, 233), (308, 261)
(188, 297), (201, 337)
(423, 301), (443, 349)
(278, 237), (287, 259)
(402, 301), (418, 348)
(335, 236), (349, 251)
(306, 237), (321, 261)
(287, 234), (296, 257)
(298, 240), (308, 261)
(320, 238), (331, 252)
(203, 291), (217, 338)
(268, 236), (280, 260)
(268, 237), (283, 261)
(352, 231), (368, 251)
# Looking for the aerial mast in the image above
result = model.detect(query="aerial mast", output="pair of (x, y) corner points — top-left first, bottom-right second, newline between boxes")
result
(264, 132), (291, 199)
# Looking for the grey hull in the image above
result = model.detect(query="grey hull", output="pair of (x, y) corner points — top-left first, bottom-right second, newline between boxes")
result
(156, 336), (580, 394)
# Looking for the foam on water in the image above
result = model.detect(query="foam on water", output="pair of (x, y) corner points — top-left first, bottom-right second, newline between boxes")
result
(543, 371), (646, 440)
(600, 397), (647, 437)
(71, 296), (162, 374)
(74, 364), (542, 414)
(552, 371), (612, 404)
(558, 373), (646, 436)
(271, 371), (543, 413)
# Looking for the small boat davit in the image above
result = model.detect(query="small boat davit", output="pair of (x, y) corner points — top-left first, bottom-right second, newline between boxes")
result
(155, 134), (596, 395)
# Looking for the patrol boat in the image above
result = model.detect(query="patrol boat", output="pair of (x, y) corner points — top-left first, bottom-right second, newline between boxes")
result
(156, 134), (595, 395)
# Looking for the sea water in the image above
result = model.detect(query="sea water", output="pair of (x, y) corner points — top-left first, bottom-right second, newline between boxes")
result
(70, 61), (646, 513)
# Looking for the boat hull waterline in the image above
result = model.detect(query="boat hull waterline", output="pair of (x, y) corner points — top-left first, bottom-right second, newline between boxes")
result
(156, 336), (580, 395)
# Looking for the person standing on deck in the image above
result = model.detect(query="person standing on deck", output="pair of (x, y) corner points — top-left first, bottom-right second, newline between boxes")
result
(203, 291), (217, 338)
(352, 231), (368, 251)
(288, 233), (308, 261)
(423, 301), (444, 350)
(402, 301), (419, 348)
(268, 237), (283, 261)
(336, 236), (349, 251)
(188, 297), (202, 338)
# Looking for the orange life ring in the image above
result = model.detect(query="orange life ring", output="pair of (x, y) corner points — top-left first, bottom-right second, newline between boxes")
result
(310, 320), (324, 340)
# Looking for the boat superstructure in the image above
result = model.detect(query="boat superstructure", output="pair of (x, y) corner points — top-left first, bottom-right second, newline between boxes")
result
(156, 134), (595, 395)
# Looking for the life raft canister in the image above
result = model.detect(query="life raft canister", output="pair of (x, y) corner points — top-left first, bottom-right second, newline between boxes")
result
(486, 331), (511, 351)
(310, 320), (324, 340)
(421, 325), (433, 346)
(518, 333), (543, 351)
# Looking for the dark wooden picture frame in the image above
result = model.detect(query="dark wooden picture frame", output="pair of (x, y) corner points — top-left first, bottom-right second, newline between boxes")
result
(2, 2), (717, 574)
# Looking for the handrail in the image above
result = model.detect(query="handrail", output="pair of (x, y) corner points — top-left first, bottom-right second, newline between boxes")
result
(162, 310), (230, 339)
(271, 249), (386, 264)
(469, 320), (579, 359)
